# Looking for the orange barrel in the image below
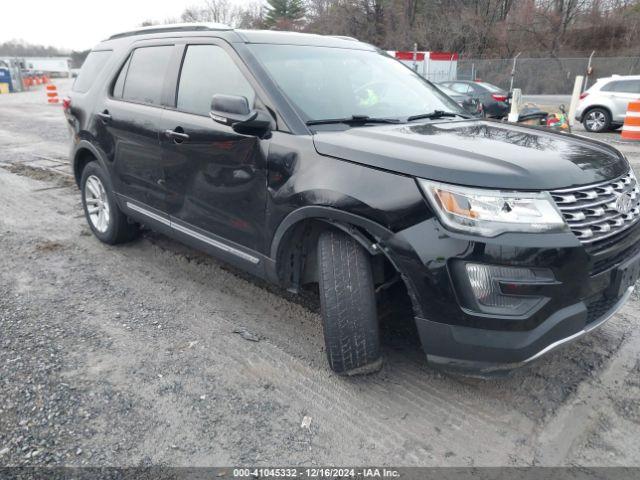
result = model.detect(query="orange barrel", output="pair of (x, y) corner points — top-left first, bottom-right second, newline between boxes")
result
(621, 101), (640, 141)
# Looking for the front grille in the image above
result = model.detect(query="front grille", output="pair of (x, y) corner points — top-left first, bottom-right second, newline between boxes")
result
(591, 227), (640, 273)
(551, 171), (640, 247)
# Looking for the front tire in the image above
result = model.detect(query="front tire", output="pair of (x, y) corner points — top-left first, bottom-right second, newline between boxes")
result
(317, 230), (382, 375)
(583, 107), (611, 132)
(80, 161), (138, 244)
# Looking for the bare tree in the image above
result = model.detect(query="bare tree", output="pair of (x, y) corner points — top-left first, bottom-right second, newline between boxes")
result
(175, 0), (640, 56)
(181, 0), (245, 26)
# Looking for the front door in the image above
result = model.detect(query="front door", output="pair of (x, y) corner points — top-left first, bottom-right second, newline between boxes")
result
(159, 43), (269, 252)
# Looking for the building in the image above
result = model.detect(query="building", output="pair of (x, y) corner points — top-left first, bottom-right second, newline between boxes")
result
(387, 51), (458, 83)
(0, 56), (72, 77)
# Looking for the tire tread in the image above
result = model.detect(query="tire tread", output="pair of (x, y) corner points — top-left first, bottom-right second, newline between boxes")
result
(318, 230), (381, 374)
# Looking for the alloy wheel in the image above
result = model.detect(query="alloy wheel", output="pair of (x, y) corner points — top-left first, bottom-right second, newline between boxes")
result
(585, 110), (606, 131)
(84, 175), (111, 233)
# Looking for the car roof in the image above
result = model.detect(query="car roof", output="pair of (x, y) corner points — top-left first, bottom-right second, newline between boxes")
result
(96, 23), (374, 51)
(106, 22), (233, 40)
(235, 29), (373, 49)
(598, 74), (640, 82)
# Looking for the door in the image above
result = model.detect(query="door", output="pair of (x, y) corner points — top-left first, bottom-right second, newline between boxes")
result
(159, 43), (269, 252)
(606, 80), (640, 123)
(101, 44), (175, 213)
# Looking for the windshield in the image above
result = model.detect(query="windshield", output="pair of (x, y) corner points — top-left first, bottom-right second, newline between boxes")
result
(248, 44), (463, 123)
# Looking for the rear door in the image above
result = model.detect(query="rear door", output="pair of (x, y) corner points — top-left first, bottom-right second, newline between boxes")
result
(604, 80), (640, 123)
(159, 40), (270, 253)
(100, 42), (176, 215)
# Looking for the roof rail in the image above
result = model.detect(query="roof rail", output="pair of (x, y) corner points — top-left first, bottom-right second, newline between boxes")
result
(107, 22), (233, 40)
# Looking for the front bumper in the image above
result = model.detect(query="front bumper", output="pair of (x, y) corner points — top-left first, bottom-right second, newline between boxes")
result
(383, 217), (640, 373)
(416, 285), (633, 374)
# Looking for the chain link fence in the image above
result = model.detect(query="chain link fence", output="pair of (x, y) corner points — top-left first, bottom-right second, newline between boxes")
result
(457, 56), (640, 94)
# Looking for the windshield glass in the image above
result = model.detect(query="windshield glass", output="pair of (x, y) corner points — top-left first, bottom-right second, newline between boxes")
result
(248, 44), (462, 122)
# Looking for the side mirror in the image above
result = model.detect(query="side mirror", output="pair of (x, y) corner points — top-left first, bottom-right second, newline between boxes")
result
(209, 94), (271, 136)
(210, 94), (256, 125)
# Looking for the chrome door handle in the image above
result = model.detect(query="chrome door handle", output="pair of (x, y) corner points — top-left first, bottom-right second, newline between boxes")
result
(96, 111), (112, 122)
(164, 129), (190, 142)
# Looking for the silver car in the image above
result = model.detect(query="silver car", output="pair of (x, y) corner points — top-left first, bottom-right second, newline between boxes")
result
(575, 75), (640, 132)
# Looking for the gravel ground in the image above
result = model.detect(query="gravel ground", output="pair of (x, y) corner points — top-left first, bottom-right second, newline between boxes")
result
(1, 80), (640, 467)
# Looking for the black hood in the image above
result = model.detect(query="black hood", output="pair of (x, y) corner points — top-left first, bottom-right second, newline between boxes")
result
(312, 120), (628, 190)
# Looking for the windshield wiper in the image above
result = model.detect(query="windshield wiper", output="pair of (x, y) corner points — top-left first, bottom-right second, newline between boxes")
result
(406, 110), (471, 122)
(306, 115), (403, 126)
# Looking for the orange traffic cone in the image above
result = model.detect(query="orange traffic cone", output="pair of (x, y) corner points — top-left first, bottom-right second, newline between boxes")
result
(46, 84), (59, 104)
(621, 101), (640, 141)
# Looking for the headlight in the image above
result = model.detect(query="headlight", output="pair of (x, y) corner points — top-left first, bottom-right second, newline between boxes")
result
(417, 179), (568, 236)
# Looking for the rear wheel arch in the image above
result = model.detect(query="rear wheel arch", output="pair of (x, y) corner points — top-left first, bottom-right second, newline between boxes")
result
(583, 105), (612, 117)
(73, 142), (109, 187)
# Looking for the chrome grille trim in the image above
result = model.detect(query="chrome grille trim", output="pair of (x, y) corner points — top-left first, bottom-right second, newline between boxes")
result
(550, 171), (640, 245)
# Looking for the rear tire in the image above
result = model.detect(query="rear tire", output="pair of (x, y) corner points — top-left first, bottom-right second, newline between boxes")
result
(80, 161), (138, 245)
(583, 107), (611, 132)
(317, 230), (382, 375)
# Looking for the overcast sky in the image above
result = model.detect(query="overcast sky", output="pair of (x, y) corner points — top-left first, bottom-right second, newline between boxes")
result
(1, 0), (251, 51)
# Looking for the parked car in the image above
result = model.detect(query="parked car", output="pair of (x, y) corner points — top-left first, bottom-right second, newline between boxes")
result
(439, 80), (510, 118)
(436, 84), (483, 117)
(576, 75), (640, 132)
(66, 24), (640, 376)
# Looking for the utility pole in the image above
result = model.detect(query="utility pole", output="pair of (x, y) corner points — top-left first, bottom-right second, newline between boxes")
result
(583, 50), (595, 92)
(412, 43), (418, 73)
(509, 52), (521, 93)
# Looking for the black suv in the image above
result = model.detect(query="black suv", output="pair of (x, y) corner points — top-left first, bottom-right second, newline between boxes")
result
(65, 24), (640, 375)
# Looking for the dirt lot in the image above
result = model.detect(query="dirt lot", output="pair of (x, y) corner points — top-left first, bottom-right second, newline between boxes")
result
(1, 79), (640, 467)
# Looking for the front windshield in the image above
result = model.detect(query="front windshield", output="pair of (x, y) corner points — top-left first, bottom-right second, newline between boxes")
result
(248, 44), (463, 122)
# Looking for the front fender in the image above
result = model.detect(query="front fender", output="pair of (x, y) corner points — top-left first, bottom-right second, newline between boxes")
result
(269, 206), (394, 260)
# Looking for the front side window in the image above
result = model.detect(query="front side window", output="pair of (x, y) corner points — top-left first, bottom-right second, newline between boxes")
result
(177, 45), (255, 116)
(615, 80), (640, 93)
(73, 50), (112, 93)
(120, 45), (173, 105)
(248, 44), (461, 122)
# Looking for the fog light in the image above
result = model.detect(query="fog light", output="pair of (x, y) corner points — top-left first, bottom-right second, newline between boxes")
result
(464, 263), (554, 316)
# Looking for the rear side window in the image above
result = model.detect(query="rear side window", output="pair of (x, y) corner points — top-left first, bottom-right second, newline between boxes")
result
(449, 83), (471, 94)
(602, 80), (640, 94)
(72, 50), (112, 93)
(176, 45), (255, 116)
(119, 45), (173, 105)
